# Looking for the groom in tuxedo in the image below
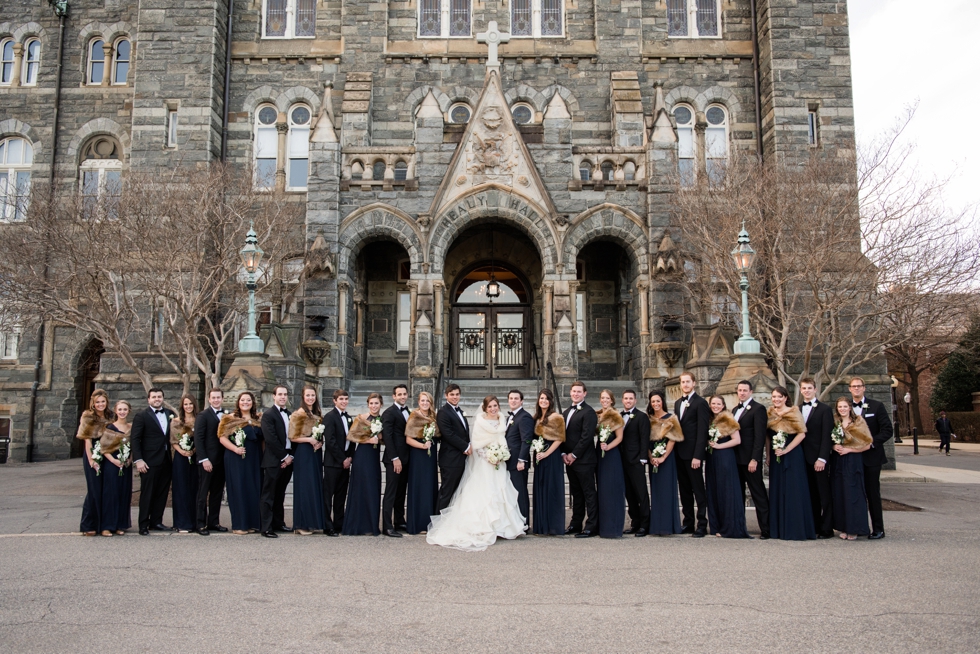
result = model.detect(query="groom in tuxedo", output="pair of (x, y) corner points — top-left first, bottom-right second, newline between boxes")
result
(131, 388), (175, 535)
(674, 371), (709, 537)
(436, 384), (471, 512)
(562, 381), (599, 538)
(620, 390), (650, 537)
(849, 377), (893, 540)
(381, 384), (411, 537)
(504, 390), (534, 523)
(733, 380), (770, 539)
(259, 385), (294, 538)
(800, 378), (834, 539)
(322, 388), (353, 537)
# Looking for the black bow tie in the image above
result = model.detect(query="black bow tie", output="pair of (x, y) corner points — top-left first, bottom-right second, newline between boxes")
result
(803, 401), (816, 407)
(454, 406), (463, 413)
(852, 401), (863, 407)
(572, 404), (581, 411)
(507, 411), (515, 416)
(279, 407), (288, 413)
(154, 409), (165, 415)
(734, 403), (744, 411)
(341, 411), (349, 417)
(682, 396), (689, 402)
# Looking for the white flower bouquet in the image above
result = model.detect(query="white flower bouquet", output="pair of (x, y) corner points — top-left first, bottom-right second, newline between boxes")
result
(233, 428), (247, 458)
(650, 439), (668, 473)
(707, 425), (721, 451)
(481, 442), (511, 469)
(117, 442), (131, 475)
(178, 433), (194, 453)
(831, 424), (844, 446)
(91, 441), (104, 476)
(597, 425), (613, 458)
(311, 424), (325, 442)
(772, 431), (787, 463)
(370, 417), (383, 448)
(530, 436), (546, 458)
(422, 422), (436, 457)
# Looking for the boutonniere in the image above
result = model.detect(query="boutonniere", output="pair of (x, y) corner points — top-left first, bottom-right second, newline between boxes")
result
(506, 415), (514, 427)
(861, 402), (868, 411)
(681, 399), (690, 411)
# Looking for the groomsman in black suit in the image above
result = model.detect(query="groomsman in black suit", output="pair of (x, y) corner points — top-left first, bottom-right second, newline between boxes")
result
(619, 389), (650, 537)
(504, 390), (534, 524)
(194, 388), (228, 535)
(381, 384), (411, 537)
(733, 380), (770, 539)
(674, 371), (709, 537)
(562, 381), (599, 538)
(849, 377), (893, 540)
(259, 385), (294, 538)
(322, 388), (353, 537)
(436, 383), (471, 512)
(800, 378), (834, 539)
(131, 388), (175, 535)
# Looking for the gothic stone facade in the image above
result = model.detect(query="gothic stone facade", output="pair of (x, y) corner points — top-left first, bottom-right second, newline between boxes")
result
(0, 0), (890, 461)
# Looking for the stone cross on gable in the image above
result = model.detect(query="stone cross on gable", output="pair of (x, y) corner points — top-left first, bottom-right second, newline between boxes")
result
(477, 21), (510, 71)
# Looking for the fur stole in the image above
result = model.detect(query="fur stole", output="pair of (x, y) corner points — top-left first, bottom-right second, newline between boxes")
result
(218, 414), (261, 441)
(406, 410), (439, 441)
(767, 406), (807, 435)
(652, 414), (684, 442)
(596, 407), (625, 432)
(712, 411), (741, 437)
(99, 425), (131, 455)
(534, 413), (566, 443)
(287, 410), (321, 442)
(347, 414), (380, 444)
(76, 410), (111, 441)
(170, 417), (195, 446)
(843, 416), (873, 449)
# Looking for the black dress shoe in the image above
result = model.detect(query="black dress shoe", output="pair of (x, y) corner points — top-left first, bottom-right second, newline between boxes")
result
(759, 532), (770, 540)
(681, 526), (695, 534)
(197, 528), (210, 536)
(395, 523), (408, 532)
(151, 523), (168, 531)
(564, 526), (582, 535)
(325, 530), (339, 537)
(624, 526), (637, 535)
(211, 525), (229, 533)
(868, 531), (885, 540)
(692, 529), (707, 538)
(278, 525), (294, 533)
(384, 529), (403, 538)
(262, 531), (278, 538)
(574, 530), (596, 538)
(634, 528), (648, 537)
(817, 532), (834, 539)
(139, 527), (150, 536)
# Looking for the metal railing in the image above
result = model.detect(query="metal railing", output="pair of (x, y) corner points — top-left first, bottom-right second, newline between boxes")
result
(530, 341), (542, 389)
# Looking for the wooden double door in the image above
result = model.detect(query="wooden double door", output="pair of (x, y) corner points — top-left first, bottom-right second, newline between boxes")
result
(452, 306), (531, 378)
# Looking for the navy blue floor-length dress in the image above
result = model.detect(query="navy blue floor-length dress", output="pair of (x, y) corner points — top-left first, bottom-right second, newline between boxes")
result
(649, 447), (682, 536)
(292, 440), (325, 531)
(406, 444), (438, 534)
(705, 438), (750, 538)
(596, 442), (625, 538)
(769, 443), (816, 541)
(171, 449), (198, 531)
(224, 424), (262, 531)
(343, 442), (381, 535)
(832, 452), (870, 536)
(80, 453), (103, 533)
(533, 448), (565, 535)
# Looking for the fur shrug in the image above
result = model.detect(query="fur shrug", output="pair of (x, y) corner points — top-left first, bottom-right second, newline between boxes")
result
(767, 406), (807, 435)
(218, 414), (262, 441)
(596, 407), (625, 433)
(99, 425), (131, 455)
(287, 410), (321, 442)
(75, 410), (111, 441)
(406, 410), (439, 441)
(842, 416), (873, 449)
(347, 414), (380, 444)
(170, 417), (195, 447)
(712, 411), (741, 437)
(534, 412), (566, 442)
(651, 414), (684, 442)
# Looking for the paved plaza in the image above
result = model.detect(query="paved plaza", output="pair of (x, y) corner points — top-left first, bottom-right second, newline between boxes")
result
(1, 447), (978, 653)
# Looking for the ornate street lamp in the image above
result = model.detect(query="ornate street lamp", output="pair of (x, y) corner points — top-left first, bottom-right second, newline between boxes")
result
(238, 224), (265, 354)
(731, 223), (760, 354)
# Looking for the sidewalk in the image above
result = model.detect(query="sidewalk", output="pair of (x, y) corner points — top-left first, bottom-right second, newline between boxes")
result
(895, 437), (980, 453)
(883, 462), (980, 484)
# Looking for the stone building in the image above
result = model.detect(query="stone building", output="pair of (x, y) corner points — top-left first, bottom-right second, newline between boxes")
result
(0, 0), (891, 462)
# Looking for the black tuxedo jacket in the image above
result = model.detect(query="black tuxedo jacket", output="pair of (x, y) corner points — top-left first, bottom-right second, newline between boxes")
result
(193, 407), (225, 466)
(733, 399), (768, 466)
(381, 404), (409, 466)
(260, 406), (291, 469)
(322, 408), (352, 468)
(560, 402), (598, 466)
(619, 408), (651, 466)
(131, 406), (175, 467)
(436, 403), (470, 469)
(800, 400), (834, 465)
(935, 417), (953, 435)
(674, 393), (710, 461)
(504, 408), (534, 469)
(857, 397), (893, 467)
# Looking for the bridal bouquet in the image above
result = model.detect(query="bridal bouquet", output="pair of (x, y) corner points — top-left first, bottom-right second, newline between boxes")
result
(91, 441), (104, 476)
(597, 425), (613, 458)
(370, 417), (383, 448)
(831, 424), (845, 446)
(707, 425), (721, 452)
(650, 439), (668, 473)
(530, 436), (546, 457)
(772, 431), (787, 463)
(482, 442), (510, 469)
(311, 424), (325, 442)
(232, 428), (247, 458)
(178, 432), (194, 453)
(117, 441), (131, 475)
(422, 422), (436, 457)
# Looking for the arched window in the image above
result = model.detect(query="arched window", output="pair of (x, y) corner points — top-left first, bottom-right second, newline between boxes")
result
(704, 104), (728, 184)
(263, 0), (317, 39)
(667, 0), (721, 38)
(0, 40), (13, 85)
(623, 161), (636, 181)
(79, 137), (122, 217)
(394, 161), (408, 181)
(88, 39), (105, 85)
(673, 104), (695, 187)
(22, 39), (40, 86)
(449, 103), (471, 124)
(350, 160), (364, 181)
(0, 137), (33, 222)
(600, 161), (614, 181)
(254, 104), (278, 190)
(510, 0), (563, 38)
(371, 160), (386, 181)
(578, 160), (591, 182)
(112, 39), (131, 85)
(418, 0), (471, 37)
(511, 103), (533, 125)
(286, 104), (310, 190)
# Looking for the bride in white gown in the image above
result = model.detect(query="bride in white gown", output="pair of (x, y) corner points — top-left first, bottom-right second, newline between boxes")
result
(427, 395), (527, 551)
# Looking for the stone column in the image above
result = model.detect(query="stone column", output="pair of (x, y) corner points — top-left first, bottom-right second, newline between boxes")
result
(337, 281), (349, 336)
(101, 42), (115, 87)
(275, 120), (288, 192)
(10, 43), (23, 88)
(637, 280), (650, 336)
(433, 282), (444, 335)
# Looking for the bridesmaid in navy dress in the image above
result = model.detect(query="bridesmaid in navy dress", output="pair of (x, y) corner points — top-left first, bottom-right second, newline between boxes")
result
(99, 400), (133, 536)
(705, 396), (750, 538)
(289, 386), (326, 535)
(646, 391), (683, 536)
(77, 389), (112, 537)
(831, 397), (872, 540)
(767, 386), (816, 541)
(405, 391), (439, 535)
(595, 389), (626, 539)
(343, 393), (383, 536)
(532, 389), (566, 536)
(219, 391), (263, 534)
(169, 395), (199, 533)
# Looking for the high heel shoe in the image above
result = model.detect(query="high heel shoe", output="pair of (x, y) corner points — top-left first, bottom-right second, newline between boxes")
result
(101, 530), (113, 537)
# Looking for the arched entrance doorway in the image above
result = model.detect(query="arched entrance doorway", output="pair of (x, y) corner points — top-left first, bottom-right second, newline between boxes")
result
(451, 262), (533, 378)
(70, 338), (104, 458)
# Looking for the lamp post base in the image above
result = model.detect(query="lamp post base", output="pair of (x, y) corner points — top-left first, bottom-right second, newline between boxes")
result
(733, 337), (761, 355)
(237, 335), (265, 354)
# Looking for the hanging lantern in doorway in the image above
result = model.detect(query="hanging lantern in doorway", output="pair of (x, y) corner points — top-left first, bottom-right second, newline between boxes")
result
(487, 228), (500, 298)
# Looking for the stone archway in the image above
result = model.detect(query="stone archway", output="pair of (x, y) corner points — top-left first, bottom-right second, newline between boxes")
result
(561, 204), (650, 277)
(337, 203), (425, 279)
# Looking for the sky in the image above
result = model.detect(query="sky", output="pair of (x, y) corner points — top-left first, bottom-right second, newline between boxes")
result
(848, 0), (979, 214)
